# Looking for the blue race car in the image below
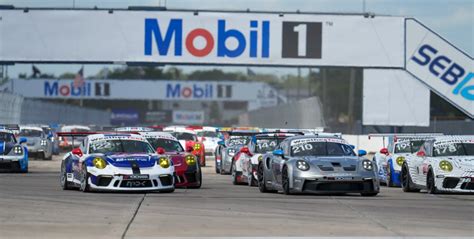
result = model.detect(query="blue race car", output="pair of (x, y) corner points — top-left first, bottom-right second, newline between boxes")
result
(0, 125), (28, 173)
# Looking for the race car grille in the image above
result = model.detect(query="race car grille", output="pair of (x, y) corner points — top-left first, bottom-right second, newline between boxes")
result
(185, 172), (197, 183)
(303, 181), (374, 192)
(460, 182), (474, 190)
(119, 180), (152, 188)
(318, 165), (334, 171)
(159, 175), (173, 186)
(0, 161), (20, 170)
(442, 177), (459, 189)
(96, 176), (113, 187)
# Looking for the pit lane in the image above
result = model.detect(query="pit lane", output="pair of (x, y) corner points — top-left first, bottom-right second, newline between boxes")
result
(0, 155), (472, 238)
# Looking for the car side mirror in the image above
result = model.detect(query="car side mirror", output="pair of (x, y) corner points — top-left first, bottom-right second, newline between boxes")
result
(240, 146), (251, 155)
(273, 149), (284, 157)
(358, 149), (367, 157)
(48, 132), (54, 139)
(217, 140), (226, 146)
(380, 148), (389, 155)
(19, 137), (27, 144)
(156, 147), (166, 154)
(416, 151), (426, 157)
(72, 148), (83, 157)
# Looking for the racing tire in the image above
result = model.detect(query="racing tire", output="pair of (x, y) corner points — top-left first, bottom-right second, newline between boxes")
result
(215, 162), (221, 174)
(386, 164), (395, 187)
(257, 162), (276, 193)
(188, 167), (202, 189)
(79, 164), (90, 192)
(60, 161), (71, 190)
(231, 160), (239, 185)
(361, 192), (378, 197)
(38, 152), (45, 160)
(426, 169), (439, 194)
(401, 164), (420, 193)
(282, 166), (292, 195)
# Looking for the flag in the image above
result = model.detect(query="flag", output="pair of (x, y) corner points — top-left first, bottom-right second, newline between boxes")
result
(74, 67), (85, 88)
(247, 67), (256, 77)
(32, 65), (41, 78)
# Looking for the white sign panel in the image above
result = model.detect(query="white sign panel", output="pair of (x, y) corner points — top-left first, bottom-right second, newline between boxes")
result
(172, 110), (204, 125)
(0, 10), (404, 67)
(405, 19), (473, 118)
(363, 69), (430, 126)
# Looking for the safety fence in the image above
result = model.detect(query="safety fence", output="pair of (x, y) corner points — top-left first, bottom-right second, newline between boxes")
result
(0, 92), (109, 125)
(238, 97), (325, 129)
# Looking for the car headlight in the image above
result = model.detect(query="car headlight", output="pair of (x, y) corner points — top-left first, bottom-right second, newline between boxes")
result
(13, 146), (23, 155)
(40, 140), (47, 146)
(185, 155), (197, 166)
(258, 155), (263, 161)
(159, 157), (170, 169)
(93, 157), (107, 169)
(396, 156), (405, 166)
(362, 160), (373, 171)
(439, 160), (453, 172)
(227, 148), (236, 156)
(193, 143), (201, 151)
(296, 160), (310, 171)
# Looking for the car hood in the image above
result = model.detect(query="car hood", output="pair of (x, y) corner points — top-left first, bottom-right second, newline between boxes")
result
(104, 153), (157, 168)
(160, 151), (186, 165)
(444, 156), (474, 168)
(0, 141), (14, 155)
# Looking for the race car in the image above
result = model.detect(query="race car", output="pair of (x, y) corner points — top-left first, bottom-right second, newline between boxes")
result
(257, 134), (379, 196)
(400, 135), (474, 194)
(0, 125), (28, 173)
(231, 132), (301, 186)
(59, 132), (175, 192)
(195, 126), (221, 159)
(216, 130), (259, 175)
(58, 125), (91, 150)
(164, 126), (206, 166)
(18, 125), (53, 160)
(139, 131), (202, 188)
(369, 134), (440, 187)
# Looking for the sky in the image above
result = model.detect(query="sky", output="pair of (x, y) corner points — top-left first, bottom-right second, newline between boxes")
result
(2, 0), (473, 78)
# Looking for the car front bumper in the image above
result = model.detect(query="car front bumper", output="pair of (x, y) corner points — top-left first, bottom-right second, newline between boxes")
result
(435, 173), (474, 193)
(0, 155), (26, 172)
(291, 173), (379, 194)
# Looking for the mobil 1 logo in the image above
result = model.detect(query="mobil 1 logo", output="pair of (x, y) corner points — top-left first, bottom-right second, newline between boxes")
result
(282, 22), (322, 59)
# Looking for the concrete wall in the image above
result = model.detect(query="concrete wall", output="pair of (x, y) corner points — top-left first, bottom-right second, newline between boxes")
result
(0, 92), (23, 123)
(238, 97), (325, 128)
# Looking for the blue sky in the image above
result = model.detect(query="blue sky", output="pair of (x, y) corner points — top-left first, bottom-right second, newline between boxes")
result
(2, 0), (473, 77)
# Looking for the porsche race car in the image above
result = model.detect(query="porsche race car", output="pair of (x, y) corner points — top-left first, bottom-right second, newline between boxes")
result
(164, 126), (206, 166)
(401, 136), (474, 194)
(257, 134), (379, 196)
(0, 125), (28, 173)
(216, 130), (260, 175)
(59, 132), (175, 192)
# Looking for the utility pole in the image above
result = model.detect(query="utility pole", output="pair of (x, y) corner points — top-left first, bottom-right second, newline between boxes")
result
(297, 67), (301, 101)
(362, 0), (366, 13)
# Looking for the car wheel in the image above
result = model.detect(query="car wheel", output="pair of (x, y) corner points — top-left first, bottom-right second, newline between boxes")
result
(79, 164), (90, 192)
(401, 164), (420, 193)
(248, 165), (257, 187)
(426, 169), (438, 194)
(282, 166), (291, 195)
(39, 152), (45, 160)
(386, 164), (394, 187)
(215, 160), (221, 174)
(361, 192), (378, 196)
(60, 161), (71, 190)
(189, 167), (202, 189)
(231, 160), (239, 185)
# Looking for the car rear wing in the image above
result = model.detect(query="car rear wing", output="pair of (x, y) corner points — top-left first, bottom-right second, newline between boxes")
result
(226, 130), (262, 136)
(56, 131), (141, 147)
(368, 133), (443, 140)
(0, 124), (20, 130)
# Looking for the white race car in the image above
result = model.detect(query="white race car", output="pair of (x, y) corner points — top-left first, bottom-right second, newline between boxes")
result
(195, 127), (221, 159)
(59, 132), (175, 192)
(401, 135), (474, 194)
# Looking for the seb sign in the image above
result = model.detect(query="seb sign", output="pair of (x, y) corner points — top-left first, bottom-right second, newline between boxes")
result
(406, 19), (473, 117)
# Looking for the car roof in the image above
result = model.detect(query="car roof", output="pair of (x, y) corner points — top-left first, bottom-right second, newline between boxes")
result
(287, 135), (348, 145)
(430, 135), (474, 144)
(19, 125), (44, 131)
(87, 133), (148, 142)
(61, 125), (91, 131)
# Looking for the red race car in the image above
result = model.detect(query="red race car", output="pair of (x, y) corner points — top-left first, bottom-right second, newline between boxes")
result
(140, 131), (202, 188)
(164, 126), (206, 167)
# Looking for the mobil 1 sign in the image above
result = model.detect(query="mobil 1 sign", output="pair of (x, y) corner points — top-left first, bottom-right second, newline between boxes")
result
(0, 10), (404, 67)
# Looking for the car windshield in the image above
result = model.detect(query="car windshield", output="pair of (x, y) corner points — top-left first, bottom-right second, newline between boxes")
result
(197, 131), (219, 138)
(255, 138), (280, 153)
(394, 140), (424, 154)
(291, 141), (355, 157)
(89, 139), (154, 154)
(146, 138), (184, 152)
(19, 129), (42, 137)
(433, 142), (474, 156)
(0, 132), (15, 143)
(171, 132), (197, 141)
(228, 136), (250, 146)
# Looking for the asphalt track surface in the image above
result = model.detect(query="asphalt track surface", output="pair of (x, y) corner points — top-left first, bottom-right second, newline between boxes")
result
(0, 155), (472, 238)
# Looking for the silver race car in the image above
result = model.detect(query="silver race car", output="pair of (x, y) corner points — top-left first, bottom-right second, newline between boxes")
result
(257, 134), (379, 196)
(18, 125), (53, 160)
(217, 130), (259, 175)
